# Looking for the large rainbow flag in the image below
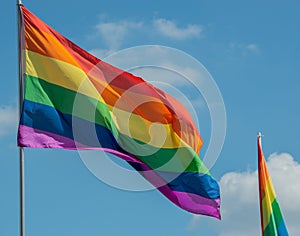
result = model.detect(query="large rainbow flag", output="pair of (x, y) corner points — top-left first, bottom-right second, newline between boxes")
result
(258, 134), (289, 235)
(17, 5), (220, 218)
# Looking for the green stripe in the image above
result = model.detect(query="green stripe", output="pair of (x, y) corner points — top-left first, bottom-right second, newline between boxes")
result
(24, 74), (209, 174)
(264, 213), (278, 236)
(264, 199), (284, 236)
(272, 200), (284, 228)
(24, 74), (119, 138)
(123, 138), (209, 174)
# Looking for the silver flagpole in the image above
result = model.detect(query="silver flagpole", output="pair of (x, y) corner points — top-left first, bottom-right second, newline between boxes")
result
(17, 1), (25, 236)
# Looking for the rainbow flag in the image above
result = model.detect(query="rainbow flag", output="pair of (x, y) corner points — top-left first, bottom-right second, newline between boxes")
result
(17, 5), (220, 218)
(258, 134), (289, 235)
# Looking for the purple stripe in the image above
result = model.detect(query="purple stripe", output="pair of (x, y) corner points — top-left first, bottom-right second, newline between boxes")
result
(135, 161), (221, 218)
(18, 125), (143, 163)
(18, 125), (78, 148)
(171, 191), (220, 218)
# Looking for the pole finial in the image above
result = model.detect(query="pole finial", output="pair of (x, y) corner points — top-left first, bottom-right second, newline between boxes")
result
(257, 132), (263, 147)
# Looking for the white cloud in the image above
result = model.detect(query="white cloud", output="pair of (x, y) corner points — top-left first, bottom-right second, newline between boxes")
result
(153, 18), (203, 40)
(188, 153), (300, 236)
(229, 42), (259, 54)
(0, 105), (18, 137)
(96, 20), (143, 49)
(245, 43), (258, 52)
(266, 153), (300, 228)
(90, 18), (203, 56)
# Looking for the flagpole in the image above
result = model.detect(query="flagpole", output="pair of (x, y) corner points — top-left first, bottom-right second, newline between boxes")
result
(17, 1), (25, 236)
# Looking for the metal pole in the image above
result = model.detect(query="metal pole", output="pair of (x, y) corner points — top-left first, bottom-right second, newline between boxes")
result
(17, 1), (25, 236)
(19, 148), (25, 236)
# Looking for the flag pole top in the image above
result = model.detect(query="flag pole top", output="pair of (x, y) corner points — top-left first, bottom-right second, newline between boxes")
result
(257, 132), (263, 147)
(257, 132), (262, 138)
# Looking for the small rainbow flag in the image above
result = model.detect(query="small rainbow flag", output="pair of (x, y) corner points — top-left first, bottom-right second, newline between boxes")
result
(17, 5), (220, 218)
(258, 134), (289, 235)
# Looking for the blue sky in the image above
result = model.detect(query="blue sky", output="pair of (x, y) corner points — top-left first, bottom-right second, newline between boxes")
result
(1, 0), (300, 235)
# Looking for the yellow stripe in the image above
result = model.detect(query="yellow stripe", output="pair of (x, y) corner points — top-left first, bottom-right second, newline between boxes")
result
(262, 176), (276, 229)
(26, 50), (188, 149)
(26, 50), (107, 103)
(111, 108), (184, 149)
(26, 50), (173, 107)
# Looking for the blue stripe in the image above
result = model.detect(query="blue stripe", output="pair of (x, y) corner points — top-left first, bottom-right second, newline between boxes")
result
(167, 171), (220, 199)
(277, 219), (289, 236)
(20, 99), (119, 149)
(129, 162), (220, 199)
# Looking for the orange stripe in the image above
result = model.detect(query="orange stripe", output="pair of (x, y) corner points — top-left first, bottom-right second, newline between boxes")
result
(24, 24), (81, 69)
(259, 154), (271, 199)
(22, 6), (53, 36)
(23, 6), (105, 74)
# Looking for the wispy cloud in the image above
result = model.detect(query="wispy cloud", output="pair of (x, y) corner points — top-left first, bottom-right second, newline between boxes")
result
(245, 43), (258, 52)
(96, 20), (143, 50)
(89, 17), (204, 55)
(188, 153), (300, 236)
(153, 18), (203, 40)
(229, 42), (259, 55)
(0, 105), (18, 137)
